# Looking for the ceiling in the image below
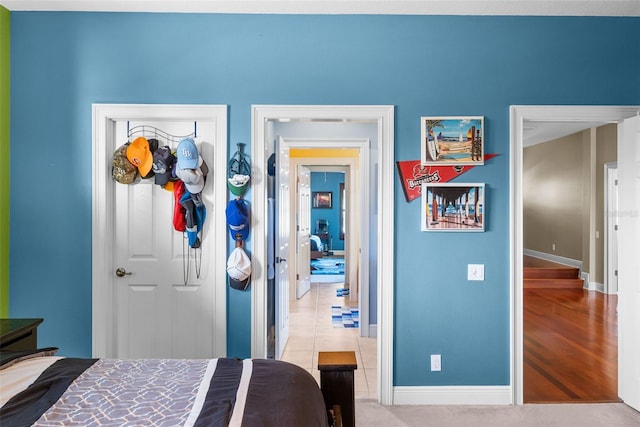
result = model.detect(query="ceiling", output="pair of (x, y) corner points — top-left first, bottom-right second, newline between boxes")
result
(2, 1), (636, 146)
(523, 120), (613, 147)
(1, 0), (639, 15)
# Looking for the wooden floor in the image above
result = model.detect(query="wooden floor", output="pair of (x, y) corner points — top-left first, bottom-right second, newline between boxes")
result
(524, 256), (618, 403)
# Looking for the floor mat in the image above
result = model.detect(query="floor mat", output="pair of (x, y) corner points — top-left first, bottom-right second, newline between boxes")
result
(310, 274), (345, 283)
(336, 287), (350, 297)
(331, 305), (359, 328)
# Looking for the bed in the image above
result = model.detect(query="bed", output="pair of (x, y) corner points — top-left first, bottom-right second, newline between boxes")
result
(310, 234), (325, 259)
(0, 349), (333, 427)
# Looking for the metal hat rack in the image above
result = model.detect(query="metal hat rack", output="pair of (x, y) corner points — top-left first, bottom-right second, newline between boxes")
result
(127, 122), (197, 146)
(228, 142), (251, 178)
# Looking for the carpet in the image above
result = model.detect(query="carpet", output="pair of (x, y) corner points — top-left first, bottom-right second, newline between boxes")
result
(311, 258), (345, 275)
(332, 305), (359, 328)
(354, 400), (640, 427)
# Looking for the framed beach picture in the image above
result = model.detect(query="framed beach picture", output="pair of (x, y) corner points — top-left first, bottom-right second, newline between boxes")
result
(421, 183), (485, 232)
(312, 191), (332, 209)
(421, 116), (484, 166)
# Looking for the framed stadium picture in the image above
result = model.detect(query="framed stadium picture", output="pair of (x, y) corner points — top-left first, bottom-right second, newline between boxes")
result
(421, 116), (484, 166)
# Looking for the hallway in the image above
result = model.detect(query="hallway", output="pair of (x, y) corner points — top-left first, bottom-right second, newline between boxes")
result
(280, 281), (377, 399)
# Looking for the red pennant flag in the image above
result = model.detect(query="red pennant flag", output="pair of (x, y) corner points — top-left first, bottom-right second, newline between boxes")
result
(396, 154), (497, 202)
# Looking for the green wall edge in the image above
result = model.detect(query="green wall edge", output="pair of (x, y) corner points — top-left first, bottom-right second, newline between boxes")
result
(0, 6), (9, 317)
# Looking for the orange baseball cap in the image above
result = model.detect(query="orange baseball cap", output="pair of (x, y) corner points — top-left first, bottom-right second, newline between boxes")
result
(126, 137), (153, 177)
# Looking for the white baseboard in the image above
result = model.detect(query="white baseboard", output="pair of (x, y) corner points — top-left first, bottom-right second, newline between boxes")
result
(586, 279), (605, 293)
(523, 249), (582, 269)
(367, 324), (377, 338)
(581, 271), (589, 284)
(394, 386), (512, 405)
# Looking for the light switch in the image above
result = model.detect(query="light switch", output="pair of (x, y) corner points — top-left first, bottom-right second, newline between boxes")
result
(468, 264), (484, 281)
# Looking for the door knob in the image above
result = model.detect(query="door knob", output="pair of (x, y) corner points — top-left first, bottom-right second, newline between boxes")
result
(275, 257), (287, 263)
(115, 267), (132, 278)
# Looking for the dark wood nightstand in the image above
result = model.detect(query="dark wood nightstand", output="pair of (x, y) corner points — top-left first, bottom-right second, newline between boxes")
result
(0, 318), (44, 351)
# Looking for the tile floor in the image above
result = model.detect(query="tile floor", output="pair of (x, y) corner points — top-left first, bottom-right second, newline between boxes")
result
(280, 281), (378, 399)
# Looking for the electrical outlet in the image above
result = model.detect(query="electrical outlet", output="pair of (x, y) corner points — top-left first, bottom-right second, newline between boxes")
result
(430, 354), (441, 372)
(468, 264), (484, 281)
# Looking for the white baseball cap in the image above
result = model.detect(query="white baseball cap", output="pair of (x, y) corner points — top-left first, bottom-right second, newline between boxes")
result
(227, 246), (251, 290)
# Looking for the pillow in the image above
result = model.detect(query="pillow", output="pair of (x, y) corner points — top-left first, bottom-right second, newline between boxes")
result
(0, 347), (59, 370)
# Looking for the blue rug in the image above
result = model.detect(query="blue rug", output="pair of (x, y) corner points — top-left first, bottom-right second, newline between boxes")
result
(331, 305), (359, 328)
(311, 258), (345, 275)
(336, 288), (349, 297)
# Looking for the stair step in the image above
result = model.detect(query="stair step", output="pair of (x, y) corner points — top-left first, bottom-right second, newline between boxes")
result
(524, 267), (579, 280)
(524, 277), (584, 289)
(523, 256), (584, 289)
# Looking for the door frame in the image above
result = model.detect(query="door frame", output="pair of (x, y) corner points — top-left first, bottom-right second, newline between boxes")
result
(274, 138), (291, 360)
(91, 103), (228, 358)
(251, 105), (395, 404)
(510, 105), (639, 405)
(285, 139), (368, 334)
(604, 162), (618, 295)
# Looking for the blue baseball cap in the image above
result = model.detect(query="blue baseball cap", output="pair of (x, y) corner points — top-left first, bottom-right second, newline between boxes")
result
(226, 198), (250, 241)
(176, 138), (200, 170)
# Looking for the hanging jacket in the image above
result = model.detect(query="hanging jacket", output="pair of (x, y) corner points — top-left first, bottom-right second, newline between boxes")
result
(180, 191), (206, 248)
(173, 180), (187, 232)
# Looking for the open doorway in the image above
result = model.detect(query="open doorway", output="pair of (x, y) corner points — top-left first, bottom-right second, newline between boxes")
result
(307, 168), (348, 292)
(284, 162), (376, 397)
(292, 159), (358, 304)
(522, 123), (619, 402)
(272, 141), (368, 362)
(251, 105), (395, 404)
(511, 105), (640, 407)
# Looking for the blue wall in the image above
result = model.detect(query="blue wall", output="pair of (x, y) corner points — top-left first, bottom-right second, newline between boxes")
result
(9, 13), (640, 388)
(311, 171), (344, 251)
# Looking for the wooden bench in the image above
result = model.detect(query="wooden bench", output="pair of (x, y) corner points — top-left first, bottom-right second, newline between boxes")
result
(318, 351), (357, 427)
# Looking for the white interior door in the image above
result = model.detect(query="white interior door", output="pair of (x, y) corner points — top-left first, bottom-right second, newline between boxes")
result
(618, 114), (640, 412)
(113, 120), (216, 359)
(296, 166), (311, 299)
(275, 138), (290, 359)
